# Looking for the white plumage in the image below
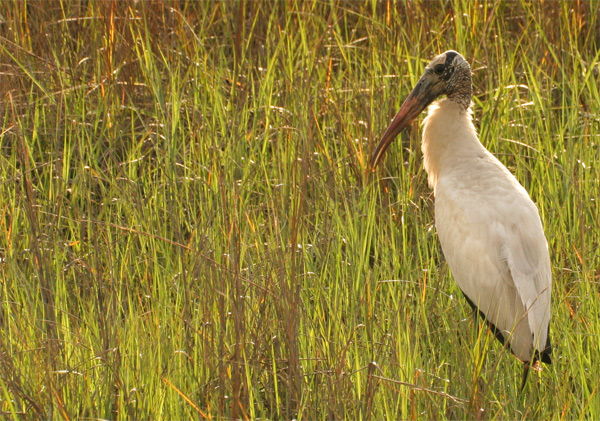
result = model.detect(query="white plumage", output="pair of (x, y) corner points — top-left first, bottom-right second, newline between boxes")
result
(371, 51), (552, 386)
(424, 99), (551, 362)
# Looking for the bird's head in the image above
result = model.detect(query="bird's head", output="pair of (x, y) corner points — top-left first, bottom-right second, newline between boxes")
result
(371, 50), (472, 169)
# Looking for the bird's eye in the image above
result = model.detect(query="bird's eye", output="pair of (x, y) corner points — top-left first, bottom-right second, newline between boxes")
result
(434, 64), (445, 75)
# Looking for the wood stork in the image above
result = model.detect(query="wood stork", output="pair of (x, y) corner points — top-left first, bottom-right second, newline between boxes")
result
(371, 51), (552, 388)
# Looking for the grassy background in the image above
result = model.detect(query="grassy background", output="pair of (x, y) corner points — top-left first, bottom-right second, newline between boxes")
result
(1, 0), (599, 419)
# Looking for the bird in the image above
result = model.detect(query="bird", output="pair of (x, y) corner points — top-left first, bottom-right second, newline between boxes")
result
(371, 51), (552, 389)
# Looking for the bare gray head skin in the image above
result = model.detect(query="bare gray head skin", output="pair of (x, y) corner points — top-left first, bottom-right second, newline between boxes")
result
(371, 50), (473, 168)
(426, 50), (472, 109)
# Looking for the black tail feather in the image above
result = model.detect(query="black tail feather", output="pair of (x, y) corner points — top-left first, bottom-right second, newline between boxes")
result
(538, 325), (552, 364)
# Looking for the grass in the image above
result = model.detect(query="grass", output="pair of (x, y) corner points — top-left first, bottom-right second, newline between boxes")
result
(0, 0), (599, 418)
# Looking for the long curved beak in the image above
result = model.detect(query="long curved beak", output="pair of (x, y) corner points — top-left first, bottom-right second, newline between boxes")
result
(370, 75), (440, 169)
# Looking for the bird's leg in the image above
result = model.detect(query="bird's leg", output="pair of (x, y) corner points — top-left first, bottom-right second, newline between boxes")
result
(520, 362), (530, 392)
(460, 291), (481, 340)
(471, 306), (478, 325)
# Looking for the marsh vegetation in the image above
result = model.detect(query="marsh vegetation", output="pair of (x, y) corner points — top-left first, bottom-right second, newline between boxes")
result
(1, 1), (599, 418)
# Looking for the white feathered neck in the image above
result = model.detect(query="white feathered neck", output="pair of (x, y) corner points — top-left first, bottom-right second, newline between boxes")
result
(421, 98), (487, 189)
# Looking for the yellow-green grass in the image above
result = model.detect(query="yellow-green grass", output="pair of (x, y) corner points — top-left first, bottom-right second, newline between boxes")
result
(1, 1), (599, 418)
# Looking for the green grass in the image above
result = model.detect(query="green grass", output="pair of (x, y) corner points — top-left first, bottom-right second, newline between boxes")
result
(1, 0), (599, 418)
